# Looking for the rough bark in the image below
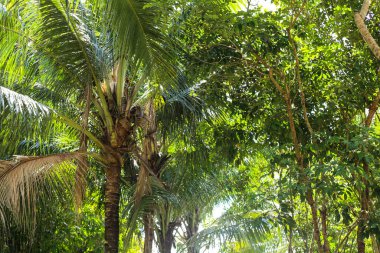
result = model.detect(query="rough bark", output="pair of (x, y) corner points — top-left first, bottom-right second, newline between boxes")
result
(320, 204), (330, 253)
(355, 0), (380, 60)
(104, 163), (121, 253)
(365, 91), (380, 127)
(357, 187), (368, 253)
(159, 221), (179, 253)
(143, 213), (155, 253)
(138, 99), (157, 253)
(305, 190), (323, 253)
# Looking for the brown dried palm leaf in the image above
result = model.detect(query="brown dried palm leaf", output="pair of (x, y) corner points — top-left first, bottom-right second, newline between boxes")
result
(0, 152), (87, 219)
(135, 165), (151, 205)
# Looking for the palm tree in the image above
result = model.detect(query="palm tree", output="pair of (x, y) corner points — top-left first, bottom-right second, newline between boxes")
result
(0, 0), (192, 252)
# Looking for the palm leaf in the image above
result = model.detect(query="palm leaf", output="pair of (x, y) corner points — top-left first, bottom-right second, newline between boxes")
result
(122, 176), (179, 250)
(158, 75), (226, 140)
(0, 152), (86, 222)
(107, 0), (176, 81)
(1, 0), (114, 114)
(0, 86), (53, 155)
(185, 211), (272, 252)
(0, 85), (104, 154)
(0, 86), (50, 116)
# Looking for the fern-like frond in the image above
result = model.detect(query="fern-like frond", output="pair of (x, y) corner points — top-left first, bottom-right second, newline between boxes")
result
(158, 76), (226, 140)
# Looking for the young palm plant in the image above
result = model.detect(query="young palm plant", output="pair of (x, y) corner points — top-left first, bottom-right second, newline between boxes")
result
(0, 0), (191, 252)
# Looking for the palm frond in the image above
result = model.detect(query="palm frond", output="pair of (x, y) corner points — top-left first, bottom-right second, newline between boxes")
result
(0, 152), (86, 222)
(122, 176), (179, 249)
(0, 84), (105, 154)
(0, 0), (113, 97)
(158, 75), (226, 140)
(0, 2), (38, 86)
(36, 0), (99, 93)
(0, 86), (54, 155)
(185, 212), (272, 252)
(107, 0), (176, 80)
(0, 86), (51, 116)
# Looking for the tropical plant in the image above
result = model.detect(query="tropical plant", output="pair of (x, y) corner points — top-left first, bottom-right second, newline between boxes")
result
(3, 0), (380, 252)
(0, 0), (198, 252)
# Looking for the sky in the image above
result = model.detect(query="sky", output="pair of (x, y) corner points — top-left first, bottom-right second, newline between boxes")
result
(232, 0), (277, 12)
(256, 0), (277, 11)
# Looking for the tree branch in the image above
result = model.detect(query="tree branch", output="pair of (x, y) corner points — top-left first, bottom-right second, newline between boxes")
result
(288, 28), (313, 134)
(355, 0), (380, 60)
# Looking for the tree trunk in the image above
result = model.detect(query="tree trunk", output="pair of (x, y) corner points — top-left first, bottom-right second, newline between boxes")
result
(185, 208), (200, 253)
(268, 70), (323, 253)
(138, 99), (157, 253)
(371, 235), (380, 253)
(105, 164), (121, 253)
(356, 91), (380, 253)
(144, 213), (155, 253)
(306, 190), (323, 253)
(160, 221), (178, 253)
(357, 199), (367, 253)
(162, 232), (174, 253)
(320, 204), (330, 253)
(288, 226), (293, 253)
(355, 0), (380, 60)
(357, 168), (369, 253)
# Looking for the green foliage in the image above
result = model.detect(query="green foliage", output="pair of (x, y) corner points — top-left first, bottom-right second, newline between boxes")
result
(2, 0), (380, 252)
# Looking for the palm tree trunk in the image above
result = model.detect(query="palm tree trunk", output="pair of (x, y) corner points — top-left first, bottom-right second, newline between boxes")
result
(162, 236), (174, 253)
(144, 213), (154, 253)
(186, 208), (200, 253)
(160, 221), (178, 253)
(105, 164), (121, 253)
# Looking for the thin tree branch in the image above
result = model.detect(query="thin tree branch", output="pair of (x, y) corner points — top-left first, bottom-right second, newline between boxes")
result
(365, 90), (380, 126)
(334, 220), (359, 253)
(288, 28), (313, 134)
